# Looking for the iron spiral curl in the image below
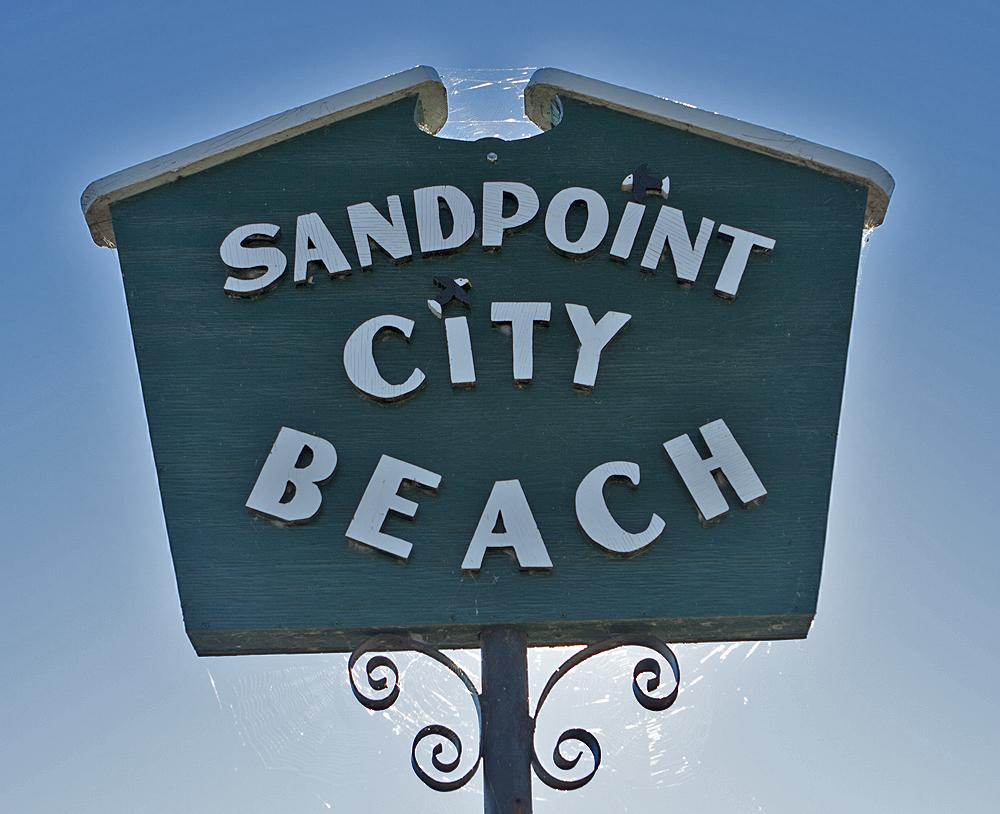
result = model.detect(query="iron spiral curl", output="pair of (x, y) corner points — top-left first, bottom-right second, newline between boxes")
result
(348, 634), (482, 792)
(531, 633), (680, 791)
(411, 723), (480, 791)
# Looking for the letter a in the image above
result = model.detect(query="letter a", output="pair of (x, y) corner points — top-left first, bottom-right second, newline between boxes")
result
(462, 480), (552, 570)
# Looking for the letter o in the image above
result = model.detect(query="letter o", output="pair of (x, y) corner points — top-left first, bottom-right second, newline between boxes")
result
(544, 187), (610, 257)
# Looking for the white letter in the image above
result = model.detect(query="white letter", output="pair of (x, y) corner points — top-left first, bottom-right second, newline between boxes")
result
(294, 212), (351, 283)
(221, 223), (287, 297)
(575, 462), (664, 555)
(347, 195), (413, 268)
(343, 315), (425, 402)
(245, 427), (337, 523)
(715, 225), (776, 299)
(544, 187), (609, 257)
(482, 182), (539, 250)
(609, 202), (646, 262)
(462, 480), (552, 570)
(640, 207), (714, 280)
(663, 419), (766, 523)
(346, 455), (441, 560)
(414, 185), (475, 256)
(445, 316), (476, 387)
(565, 304), (631, 390)
(491, 302), (551, 384)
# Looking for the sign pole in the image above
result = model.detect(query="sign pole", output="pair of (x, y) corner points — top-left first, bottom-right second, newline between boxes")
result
(480, 628), (533, 814)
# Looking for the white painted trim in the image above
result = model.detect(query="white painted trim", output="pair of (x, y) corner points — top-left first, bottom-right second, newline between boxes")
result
(82, 66), (447, 248)
(525, 68), (893, 228)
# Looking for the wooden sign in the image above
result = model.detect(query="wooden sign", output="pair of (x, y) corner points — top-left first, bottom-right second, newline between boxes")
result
(83, 67), (892, 655)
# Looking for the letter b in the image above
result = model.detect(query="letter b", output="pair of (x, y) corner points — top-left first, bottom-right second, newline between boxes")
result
(246, 427), (338, 523)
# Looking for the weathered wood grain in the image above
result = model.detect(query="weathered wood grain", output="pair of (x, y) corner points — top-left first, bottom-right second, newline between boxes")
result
(108, 88), (872, 654)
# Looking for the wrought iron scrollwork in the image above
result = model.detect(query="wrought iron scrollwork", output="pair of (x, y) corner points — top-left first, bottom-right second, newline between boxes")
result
(530, 632), (680, 791)
(349, 631), (679, 795)
(348, 634), (482, 792)
(411, 724), (470, 791)
(533, 726), (602, 790)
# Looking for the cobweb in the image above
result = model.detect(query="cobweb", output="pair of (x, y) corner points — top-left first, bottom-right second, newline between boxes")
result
(210, 649), (483, 792)
(857, 226), (876, 289)
(433, 68), (543, 141)
(529, 641), (768, 803)
(209, 640), (770, 801)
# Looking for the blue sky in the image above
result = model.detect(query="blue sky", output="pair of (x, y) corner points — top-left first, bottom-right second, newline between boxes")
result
(2, 2), (998, 812)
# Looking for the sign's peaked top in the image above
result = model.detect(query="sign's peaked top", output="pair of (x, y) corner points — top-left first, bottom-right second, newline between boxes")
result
(524, 69), (893, 228)
(81, 66), (448, 248)
(82, 65), (893, 248)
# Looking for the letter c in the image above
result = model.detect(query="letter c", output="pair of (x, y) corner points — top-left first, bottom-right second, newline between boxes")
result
(343, 315), (425, 402)
(575, 461), (664, 554)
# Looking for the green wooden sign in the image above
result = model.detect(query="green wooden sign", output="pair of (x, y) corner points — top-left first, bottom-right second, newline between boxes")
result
(83, 67), (892, 655)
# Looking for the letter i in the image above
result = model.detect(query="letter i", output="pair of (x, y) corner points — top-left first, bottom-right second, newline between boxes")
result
(609, 202), (646, 262)
(445, 316), (476, 387)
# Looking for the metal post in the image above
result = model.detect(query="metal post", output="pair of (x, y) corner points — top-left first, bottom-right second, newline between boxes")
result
(480, 628), (532, 814)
